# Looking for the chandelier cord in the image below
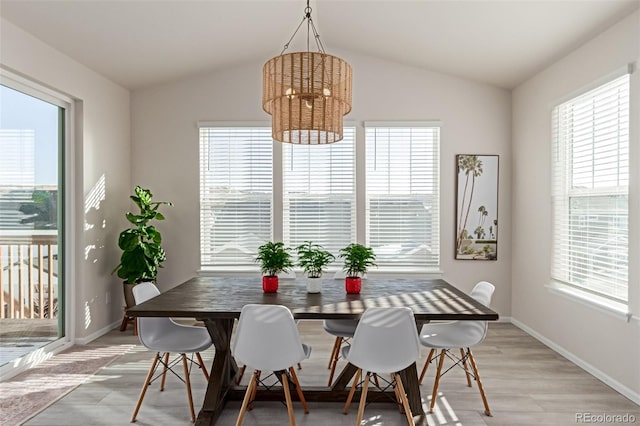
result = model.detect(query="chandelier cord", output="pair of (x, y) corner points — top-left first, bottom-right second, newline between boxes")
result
(279, 1), (326, 55)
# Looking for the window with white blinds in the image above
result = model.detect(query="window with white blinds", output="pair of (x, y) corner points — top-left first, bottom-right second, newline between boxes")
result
(199, 127), (273, 267)
(282, 128), (355, 258)
(551, 74), (629, 302)
(365, 124), (440, 269)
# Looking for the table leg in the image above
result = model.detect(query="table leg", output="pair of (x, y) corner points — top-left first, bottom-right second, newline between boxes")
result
(196, 318), (235, 426)
(398, 362), (425, 415)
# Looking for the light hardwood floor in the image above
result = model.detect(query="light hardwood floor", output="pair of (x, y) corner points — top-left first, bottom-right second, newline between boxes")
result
(23, 322), (639, 426)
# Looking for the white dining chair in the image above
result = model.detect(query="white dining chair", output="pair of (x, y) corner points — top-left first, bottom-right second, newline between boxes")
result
(131, 282), (212, 423)
(418, 281), (495, 416)
(323, 319), (358, 386)
(342, 307), (420, 426)
(232, 304), (311, 426)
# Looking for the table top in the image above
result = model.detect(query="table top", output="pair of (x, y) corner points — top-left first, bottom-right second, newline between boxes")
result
(126, 277), (499, 321)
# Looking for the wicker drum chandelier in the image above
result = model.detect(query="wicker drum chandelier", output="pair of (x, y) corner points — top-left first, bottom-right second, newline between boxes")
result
(262, 1), (352, 145)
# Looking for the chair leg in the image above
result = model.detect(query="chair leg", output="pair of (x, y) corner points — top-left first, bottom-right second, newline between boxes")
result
(131, 352), (160, 422)
(236, 365), (247, 385)
(392, 374), (404, 414)
(328, 337), (341, 368)
(355, 372), (371, 426)
(181, 353), (196, 422)
(282, 372), (296, 426)
(289, 367), (309, 414)
(160, 352), (170, 391)
(467, 349), (491, 416)
(196, 352), (210, 381)
(248, 370), (261, 411)
(236, 371), (257, 426)
(429, 349), (446, 413)
(394, 373), (415, 426)
(343, 368), (361, 414)
(327, 337), (343, 386)
(297, 362), (302, 370)
(460, 348), (472, 387)
(419, 348), (435, 384)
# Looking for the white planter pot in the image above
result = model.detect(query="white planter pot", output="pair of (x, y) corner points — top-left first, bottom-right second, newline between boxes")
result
(306, 277), (323, 293)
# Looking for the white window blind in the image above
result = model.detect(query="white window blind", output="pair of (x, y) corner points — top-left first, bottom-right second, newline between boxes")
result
(365, 125), (440, 269)
(282, 128), (355, 259)
(551, 74), (629, 302)
(199, 127), (273, 267)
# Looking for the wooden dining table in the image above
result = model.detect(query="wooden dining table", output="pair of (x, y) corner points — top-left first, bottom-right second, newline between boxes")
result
(126, 277), (499, 425)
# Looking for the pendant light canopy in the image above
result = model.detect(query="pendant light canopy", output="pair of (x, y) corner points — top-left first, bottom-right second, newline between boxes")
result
(262, 1), (352, 145)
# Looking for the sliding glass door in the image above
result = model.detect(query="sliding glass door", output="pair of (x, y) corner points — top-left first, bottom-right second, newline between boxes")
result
(0, 82), (66, 366)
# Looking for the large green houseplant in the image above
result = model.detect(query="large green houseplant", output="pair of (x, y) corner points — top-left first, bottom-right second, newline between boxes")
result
(296, 241), (335, 293)
(113, 186), (172, 307)
(255, 241), (294, 293)
(339, 243), (377, 294)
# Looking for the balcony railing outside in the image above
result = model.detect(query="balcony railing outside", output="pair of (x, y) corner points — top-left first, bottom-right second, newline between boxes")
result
(1, 232), (58, 319)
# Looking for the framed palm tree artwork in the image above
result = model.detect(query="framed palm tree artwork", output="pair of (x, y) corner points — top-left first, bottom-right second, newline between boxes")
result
(455, 154), (499, 260)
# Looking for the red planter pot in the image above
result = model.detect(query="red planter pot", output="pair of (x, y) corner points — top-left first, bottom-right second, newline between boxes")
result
(262, 276), (279, 293)
(345, 277), (362, 294)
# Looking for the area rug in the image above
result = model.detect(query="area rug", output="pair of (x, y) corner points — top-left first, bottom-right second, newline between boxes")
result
(0, 344), (134, 426)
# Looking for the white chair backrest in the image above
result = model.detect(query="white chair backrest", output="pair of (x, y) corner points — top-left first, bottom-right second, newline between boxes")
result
(232, 304), (307, 371)
(470, 281), (495, 306)
(460, 281), (496, 346)
(347, 307), (420, 374)
(132, 282), (175, 349)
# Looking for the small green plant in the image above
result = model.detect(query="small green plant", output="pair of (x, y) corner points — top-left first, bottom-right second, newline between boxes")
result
(112, 186), (172, 284)
(339, 243), (377, 278)
(256, 241), (294, 277)
(295, 241), (335, 278)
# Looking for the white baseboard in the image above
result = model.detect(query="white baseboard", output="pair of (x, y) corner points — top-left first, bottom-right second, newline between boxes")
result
(496, 316), (511, 323)
(74, 319), (122, 345)
(510, 317), (640, 406)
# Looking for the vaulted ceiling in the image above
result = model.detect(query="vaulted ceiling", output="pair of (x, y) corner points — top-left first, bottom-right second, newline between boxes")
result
(1, 0), (637, 90)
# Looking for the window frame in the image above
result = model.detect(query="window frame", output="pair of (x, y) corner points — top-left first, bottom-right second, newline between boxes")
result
(550, 72), (630, 306)
(198, 121), (442, 276)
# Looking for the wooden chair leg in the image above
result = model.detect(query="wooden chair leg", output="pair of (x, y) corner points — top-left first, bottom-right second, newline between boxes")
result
(327, 337), (343, 386)
(394, 373), (415, 426)
(460, 348), (472, 387)
(289, 367), (309, 414)
(181, 354), (196, 422)
(160, 352), (170, 391)
(248, 370), (261, 411)
(419, 348), (435, 384)
(131, 353), (160, 422)
(355, 372), (370, 426)
(236, 365), (247, 385)
(196, 352), (210, 381)
(373, 374), (380, 388)
(392, 374), (404, 413)
(429, 349), (446, 413)
(343, 368), (361, 414)
(282, 372), (296, 426)
(467, 349), (491, 416)
(328, 337), (341, 368)
(236, 371), (257, 426)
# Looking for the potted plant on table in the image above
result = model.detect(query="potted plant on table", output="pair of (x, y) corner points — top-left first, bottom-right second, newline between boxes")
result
(255, 241), (294, 293)
(296, 241), (335, 293)
(112, 186), (172, 307)
(339, 243), (377, 294)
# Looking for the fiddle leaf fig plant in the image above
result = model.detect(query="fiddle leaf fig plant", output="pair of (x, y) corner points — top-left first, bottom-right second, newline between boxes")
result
(296, 241), (335, 278)
(112, 186), (172, 284)
(255, 241), (294, 277)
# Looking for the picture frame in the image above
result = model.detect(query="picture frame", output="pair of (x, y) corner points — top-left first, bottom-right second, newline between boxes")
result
(455, 154), (499, 260)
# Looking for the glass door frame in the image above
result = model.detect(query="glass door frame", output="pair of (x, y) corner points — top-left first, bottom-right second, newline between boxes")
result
(0, 68), (77, 373)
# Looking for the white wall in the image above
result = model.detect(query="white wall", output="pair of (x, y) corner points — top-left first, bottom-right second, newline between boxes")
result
(131, 50), (513, 316)
(1, 18), (131, 340)
(512, 11), (640, 401)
